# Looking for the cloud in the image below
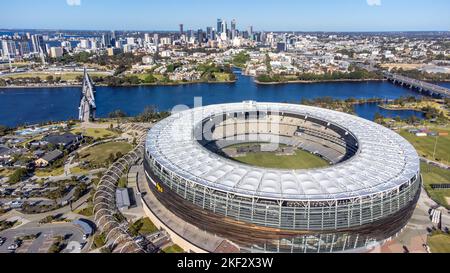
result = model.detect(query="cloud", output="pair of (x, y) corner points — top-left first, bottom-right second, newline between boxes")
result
(66, 0), (81, 6)
(367, 0), (381, 6)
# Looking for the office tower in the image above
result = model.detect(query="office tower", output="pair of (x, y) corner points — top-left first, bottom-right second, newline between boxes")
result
(110, 30), (116, 46)
(222, 20), (227, 34)
(179, 24), (184, 35)
(231, 19), (237, 39)
(144, 33), (151, 43)
(31, 34), (46, 54)
(248, 26), (253, 40)
(197, 29), (204, 44)
(102, 33), (112, 48)
(17, 41), (31, 56)
(206, 27), (213, 40)
(153, 34), (159, 47)
(217, 19), (223, 34)
(1, 40), (17, 59)
(126, 37), (135, 45)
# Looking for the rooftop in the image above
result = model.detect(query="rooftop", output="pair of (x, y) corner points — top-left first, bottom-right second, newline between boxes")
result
(146, 102), (420, 201)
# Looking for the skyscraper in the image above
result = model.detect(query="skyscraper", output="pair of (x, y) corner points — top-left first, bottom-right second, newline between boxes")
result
(222, 20), (227, 34)
(197, 29), (204, 44)
(1, 40), (16, 59)
(248, 26), (253, 40)
(31, 34), (46, 54)
(102, 33), (112, 48)
(179, 24), (184, 35)
(206, 27), (213, 41)
(217, 19), (223, 34)
(231, 19), (237, 39)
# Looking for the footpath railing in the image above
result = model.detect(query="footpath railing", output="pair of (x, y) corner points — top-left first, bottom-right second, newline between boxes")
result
(92, 123), (149, 253)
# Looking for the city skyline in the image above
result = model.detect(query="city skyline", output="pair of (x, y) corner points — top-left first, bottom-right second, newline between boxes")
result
(1, 0), (450, 32)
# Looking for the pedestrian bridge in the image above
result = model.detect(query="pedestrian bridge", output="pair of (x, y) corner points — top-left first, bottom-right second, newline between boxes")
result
(78, 69), (96, 122)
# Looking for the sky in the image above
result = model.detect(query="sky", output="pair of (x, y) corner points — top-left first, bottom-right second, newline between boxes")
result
(1, 0), (450, 32)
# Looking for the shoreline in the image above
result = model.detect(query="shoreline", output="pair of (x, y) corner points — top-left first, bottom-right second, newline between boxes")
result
(254, 78), (386, 85)
(0, 79), (237, 89)
(377, 104), (426, 113)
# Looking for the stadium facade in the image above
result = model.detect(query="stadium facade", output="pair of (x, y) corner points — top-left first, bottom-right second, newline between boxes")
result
(144, 102), (421, 253)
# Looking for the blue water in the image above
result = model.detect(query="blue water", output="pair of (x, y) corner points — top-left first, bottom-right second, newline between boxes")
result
(0, 71), (426, 127)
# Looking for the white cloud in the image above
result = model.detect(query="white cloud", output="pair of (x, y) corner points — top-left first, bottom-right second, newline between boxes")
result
(66, 0), (81, 6)
(367, 0), (381, 6)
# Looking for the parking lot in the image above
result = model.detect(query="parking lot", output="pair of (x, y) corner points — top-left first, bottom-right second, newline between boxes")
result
(0, 223), (86, 253)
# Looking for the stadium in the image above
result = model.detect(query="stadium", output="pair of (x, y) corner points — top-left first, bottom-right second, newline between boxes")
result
(144, 101), (421, 253)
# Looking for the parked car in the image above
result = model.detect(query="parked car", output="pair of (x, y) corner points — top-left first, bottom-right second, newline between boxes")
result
(8, 243), (19, 251)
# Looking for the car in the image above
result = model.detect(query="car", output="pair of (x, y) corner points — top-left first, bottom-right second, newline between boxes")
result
(8, 243), (18, 251)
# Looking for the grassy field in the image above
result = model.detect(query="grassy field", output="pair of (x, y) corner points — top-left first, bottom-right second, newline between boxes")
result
(428, 233), (450, 253)
(163, 244), (184, 253)
(70, 166), (89, 176)
(421, 162), (450, 208)
(71, 128), (118, 140)
(77, 142), (132, 166)
(35, 167), (65, 177)
(231, 149), (329, 170)
(400, 128), (450, 165)
(0, 71), (111, 81)
(129, 217), (158, 236)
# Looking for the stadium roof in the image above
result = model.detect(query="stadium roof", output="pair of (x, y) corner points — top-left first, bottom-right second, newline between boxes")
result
(146, 102), (420, 201)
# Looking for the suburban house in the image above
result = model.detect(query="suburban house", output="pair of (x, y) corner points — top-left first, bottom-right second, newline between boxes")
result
(34, 150), (64, 168)
(42, 133), (83, 151)
(0, 145), (12, 160)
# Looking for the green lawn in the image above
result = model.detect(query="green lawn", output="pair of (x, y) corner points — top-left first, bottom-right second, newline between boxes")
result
(70, 166), (90, 175)
(35, 167), (65, 177)
(231, 149), (329, 170)
(128, 217), (158, 236)
(71, 128), (118, 140)
(428, 233), (450, 253)
(163, 244), (184, 253)
(75, 206), (93, 217)
(77, 142), (132, 166)
(400, 128), (450, 165)
(421, 162), (450, 208)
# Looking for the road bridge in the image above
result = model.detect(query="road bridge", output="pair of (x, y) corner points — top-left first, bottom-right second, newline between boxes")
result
(384, 72), (450, 98)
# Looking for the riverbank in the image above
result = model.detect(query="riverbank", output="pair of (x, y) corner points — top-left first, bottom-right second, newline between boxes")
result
(254, 78), (386, 85)
(0, 79), (237, 89)
(378, 104), (426, 112)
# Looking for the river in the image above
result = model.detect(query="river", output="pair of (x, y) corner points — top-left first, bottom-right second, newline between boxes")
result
(0, 69), (439, 127)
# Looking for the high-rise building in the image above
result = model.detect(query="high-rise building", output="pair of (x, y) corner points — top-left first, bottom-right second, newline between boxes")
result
(153, 34), (159, 47)
(31, 34), (46, 54)
(1, 40), (16, 59)
(80, 39), (91, 49)
(231, 19), (237, 39)
(217, 19), (223, 34)
(222, 20), (228, 34)
(17, 41), (31, 56)
(102, 33), (112, 48)
(248, 26), (254, 40)
(206, 27), (213, 41)
(179, 24), (184, 35)
(49, 47), (64, 58)
(197, 29), (204, 44)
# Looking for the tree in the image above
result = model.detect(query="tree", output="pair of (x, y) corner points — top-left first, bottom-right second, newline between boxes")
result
(46, 75), (54, 84)
(108, 110), (127, 118)
(9, 168), (28, 184)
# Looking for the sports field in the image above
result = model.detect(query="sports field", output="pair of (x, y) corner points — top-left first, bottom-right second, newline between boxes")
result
(421, 162), (450, 209)
(400, 128), (450, 165)
(231, 148), (329, 170)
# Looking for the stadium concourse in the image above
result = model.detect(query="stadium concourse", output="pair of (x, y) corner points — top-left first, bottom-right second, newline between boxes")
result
(143, 101), (422, 253)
